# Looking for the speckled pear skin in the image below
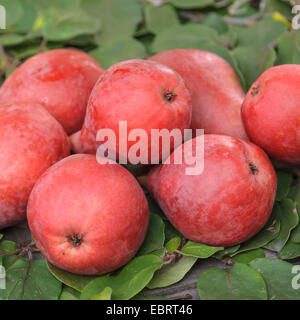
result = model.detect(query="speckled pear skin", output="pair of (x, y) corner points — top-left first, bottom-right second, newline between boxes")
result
(148, 134), (277, 247)
(27, 154), (149, 275)
(0, 49), (104, 135)
(242, 64), (300, 165)
(149, 49), (248, 140)
(71, 59), (192, 163)
(0, 102), (70, 229)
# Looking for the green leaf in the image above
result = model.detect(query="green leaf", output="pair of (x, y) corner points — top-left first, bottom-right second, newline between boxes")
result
(147, 195), (167, 220)
(213, 245), (240, 260)
(232, 46), (276, 90)
(0, 240), (18, 266)
(278, 240), (300, 260)
(0, 0), (24, 28)
(7, 43), (62, 60)
(234, 210), (280, 254)
(34, 0), (81, 9)
(278, 199), (300, 254)
(47, 261), (97, 292)
(165, 237), (181, 254)
(59, 286), (80, 300)
(0, 258), (62, 300)
(0, 234), (3, 240)
(288, 184), (300, 204)
(229, 1), (256, 17)
(90, 287), (112, 300)
(197, 263), (268, 300)
(234, 16), (287, 48)
(136, 33), (154, 55)
(90, 38), (146, 69)
(137, 213), (165, 256)
(90, 0), (142, 45)
(171, 0), (214, 9)
(144, 3), (179, 35)
(219, 27), (239, 48)
(277, 31), (300, 65)
(164, 221), (183, 241)
(261, 0), (293, 19)
(201, 12), (228, 34)
(291, 204), (300, 243)
(0, 240), (17, 252)
(13, 0), (37, 32)
(233, 249), (265, 264)
(0, 34), (27, 46)
(147, 256), (197, 289)
(264, 200), (299, 252)
(151, 24), (218, 53)
(250, 258), (300, 300)
(41, 7), (101, 41)
(80, 255), (163, 300)
(68, 35), (96, 47)
(276, 171), (293, 201)
(151, 248), (165, 257)
(180, 241), (223, 258)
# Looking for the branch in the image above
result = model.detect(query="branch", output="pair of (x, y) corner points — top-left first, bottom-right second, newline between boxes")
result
(178, 11), (204, 23)
(223, 13), (264, 26)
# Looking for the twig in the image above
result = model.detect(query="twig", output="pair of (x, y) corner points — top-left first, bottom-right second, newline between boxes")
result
(255, 39), (278, 76)
(259, 0), (267, 10)
(38, 37), (48, 54)
(291, 29), (300, 54)
(22, 249), (33, 299)
(228, 0), (250, 15)
(0, 249), (21, 257)
(223, 12), (264, 26)
(178, 11), (204, 23)
(0, 43), (19, 77)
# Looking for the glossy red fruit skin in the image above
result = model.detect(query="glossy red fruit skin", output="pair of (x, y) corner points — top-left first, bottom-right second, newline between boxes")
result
(148, 134), (277, 247)
(0, 49), (104, 135)
(149, 49), (248, 140)
(73, 59), (192, 163)
(242, 64), (300, 165)
(0, 102), (70, 229)
(27, 154), (149, 275)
